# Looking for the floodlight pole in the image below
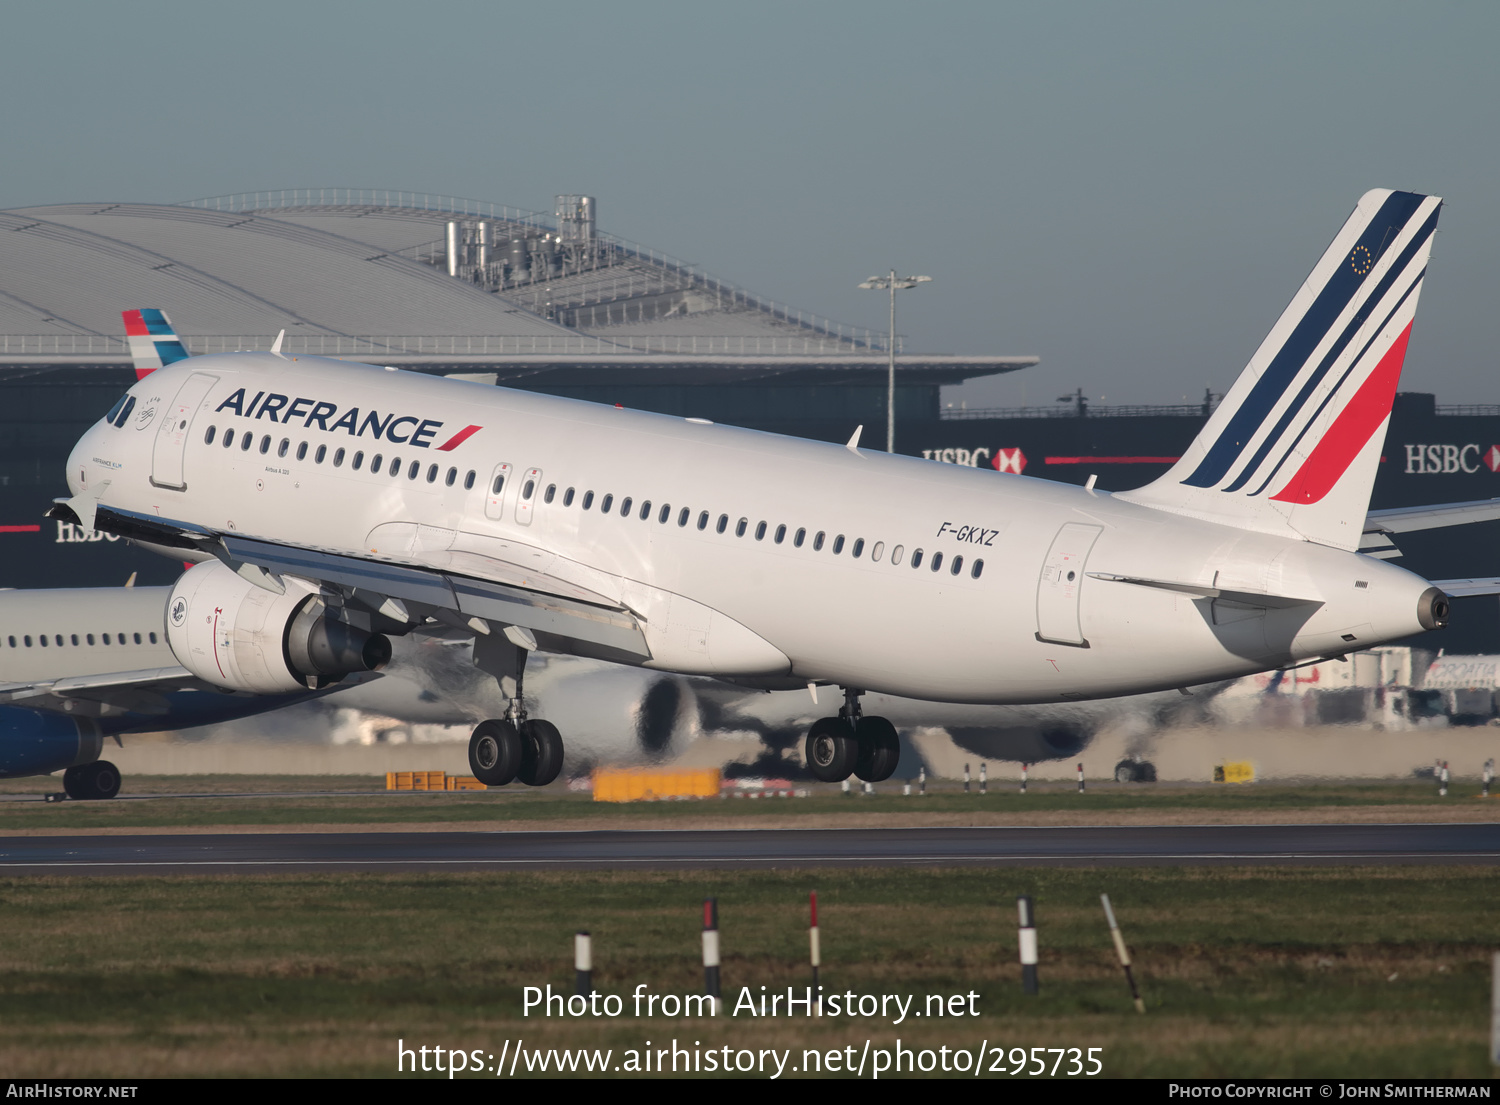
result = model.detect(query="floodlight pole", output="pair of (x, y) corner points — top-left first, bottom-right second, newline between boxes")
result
(860, 271), (931, 452)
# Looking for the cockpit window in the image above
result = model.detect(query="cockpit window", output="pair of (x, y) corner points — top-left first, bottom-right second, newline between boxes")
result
(104, 393), (129, 425)
(107, 395), (137, 428)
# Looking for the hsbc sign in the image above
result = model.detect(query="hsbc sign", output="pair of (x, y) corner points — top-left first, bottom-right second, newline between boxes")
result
(919, 446), (1028, 474)
(1403, 443), (1500, 474)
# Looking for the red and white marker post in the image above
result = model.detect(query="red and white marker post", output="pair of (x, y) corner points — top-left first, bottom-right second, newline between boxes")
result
(1077, 763), (1086, 793)
(1020, 762), (1029, 794)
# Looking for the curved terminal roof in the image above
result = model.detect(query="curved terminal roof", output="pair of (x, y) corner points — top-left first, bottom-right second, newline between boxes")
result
(0, 190), (1038, 387)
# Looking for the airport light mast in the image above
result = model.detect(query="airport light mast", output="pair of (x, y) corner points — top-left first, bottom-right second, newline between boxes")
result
(859, 271), (932, 452)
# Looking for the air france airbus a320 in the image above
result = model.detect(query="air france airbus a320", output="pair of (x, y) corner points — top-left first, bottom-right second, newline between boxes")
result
(54, 189), (1482, 787)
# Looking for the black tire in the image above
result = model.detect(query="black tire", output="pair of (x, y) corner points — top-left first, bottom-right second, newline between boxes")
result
(1114, 759), (1141, 783)
(854, 716), (900, 782)
(805, 717), (856, 783)
(63, 761), (121, 801)
(1137, 761), (1158, 783)
(518, 719), (565, 787)
(469, 719), (523, 787)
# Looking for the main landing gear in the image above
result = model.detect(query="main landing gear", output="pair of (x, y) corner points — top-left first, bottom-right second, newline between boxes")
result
(63, 760), (121, 800)
(467, 633), (565, 788)
(804, 688), (900, 784)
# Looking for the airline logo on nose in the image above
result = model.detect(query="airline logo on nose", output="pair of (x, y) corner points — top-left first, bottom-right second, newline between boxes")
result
(213, 388), (481, 450)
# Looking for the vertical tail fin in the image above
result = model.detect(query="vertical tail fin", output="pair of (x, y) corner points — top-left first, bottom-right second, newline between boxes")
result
(1117, 188), (1441, 551)
(121, 308), (190, 379)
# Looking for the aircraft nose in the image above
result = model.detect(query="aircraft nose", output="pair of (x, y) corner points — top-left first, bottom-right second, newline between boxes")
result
(65, 424), (100, 496)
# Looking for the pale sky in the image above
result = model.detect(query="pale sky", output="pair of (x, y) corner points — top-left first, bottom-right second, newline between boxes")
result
(3, 1), (1497, 407)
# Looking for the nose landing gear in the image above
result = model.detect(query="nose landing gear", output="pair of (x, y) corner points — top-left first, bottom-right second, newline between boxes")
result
(804, 688), (900, 784)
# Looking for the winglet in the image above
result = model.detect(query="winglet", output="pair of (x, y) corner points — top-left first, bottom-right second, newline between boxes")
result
(270, 329), (286, 356)
(846, 425), (863, 451)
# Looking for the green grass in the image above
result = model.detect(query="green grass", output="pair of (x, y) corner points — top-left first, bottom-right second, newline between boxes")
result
(0, 775), (1491, 831)
(0, 867), (1495, 1077)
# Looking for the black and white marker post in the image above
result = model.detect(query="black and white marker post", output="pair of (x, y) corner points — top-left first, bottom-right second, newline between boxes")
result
(1077, 763), (1086, 794)
(919, 767), (927, 796)
(702, 898), (721, 1014)
(1100, 894), (1145, 1014)
(809, 891), (821, 995)
(980, 763), (988, 795)
(574, 931), (592, 997)
(1018, 895), (1039, 995)
(1440, 760), (1450, 798)
(964, 763), (971, 793)
(1484, 758), (1494, 800)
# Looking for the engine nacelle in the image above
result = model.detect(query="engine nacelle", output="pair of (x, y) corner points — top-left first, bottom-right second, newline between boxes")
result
(166, 560), (392, 694)
(0, 708), (102, 778)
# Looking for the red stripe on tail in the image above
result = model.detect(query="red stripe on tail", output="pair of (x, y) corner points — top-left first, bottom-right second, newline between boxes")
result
(1270, 322), (1413, 505)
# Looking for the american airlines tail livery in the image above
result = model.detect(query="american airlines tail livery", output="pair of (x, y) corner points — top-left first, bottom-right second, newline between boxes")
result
(55, 190), (1461, 787)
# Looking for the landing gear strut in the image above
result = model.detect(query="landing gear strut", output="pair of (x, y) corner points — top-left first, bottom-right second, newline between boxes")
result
(804, 688), (900, 784)
(467, 632), (565, 788)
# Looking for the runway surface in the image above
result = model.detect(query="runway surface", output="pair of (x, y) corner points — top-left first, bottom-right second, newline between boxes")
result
(1, 823), (1498, 873)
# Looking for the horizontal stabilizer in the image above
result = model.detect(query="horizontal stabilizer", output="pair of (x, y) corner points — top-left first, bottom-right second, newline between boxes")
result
(1088, 572), (1321, 610)
(1364, 497), (1500, 534)
(1432, 578), (1500, 598)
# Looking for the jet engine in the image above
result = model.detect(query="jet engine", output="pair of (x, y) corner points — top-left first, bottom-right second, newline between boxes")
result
(0, 707), (103, 779)
(165, 560), (391, 694)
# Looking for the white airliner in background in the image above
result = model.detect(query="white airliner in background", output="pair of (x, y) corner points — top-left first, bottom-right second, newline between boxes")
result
(54, 189), (1498, 787)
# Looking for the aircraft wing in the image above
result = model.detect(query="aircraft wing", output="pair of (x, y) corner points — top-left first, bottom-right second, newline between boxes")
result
(0, 665), (202, 716)
(60, 501), (650, 661)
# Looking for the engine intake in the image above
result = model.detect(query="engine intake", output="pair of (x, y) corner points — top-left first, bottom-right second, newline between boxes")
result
(166, 560), (390, 694)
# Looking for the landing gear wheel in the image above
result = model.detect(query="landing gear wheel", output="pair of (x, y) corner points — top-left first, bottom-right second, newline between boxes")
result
(62, 761), (121, 800)
(1137, 761), (1157, 783)
(1114, 759), (1156, 783)
(805, 717), (857, 783)
(1114, 759), (1139, 783)
(854, 717), (900, 782)
(469, 720), (523, 787)
(518, 719), (565, 787)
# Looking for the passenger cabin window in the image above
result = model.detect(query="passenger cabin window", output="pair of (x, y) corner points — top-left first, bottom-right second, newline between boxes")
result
(639, 500), (651, 521)
(832, 535), (845, 554)
(911, 549), (923, 568)
(223, 430), (235, 449)
(852, 539), (864, 558)
(813, 531), (825, 551)
(407, 460), (419, 479)
(582, 491), (594, 510)
(241, 434), (253, 452)
(931, 552), (944, 572)
(445, 467), (456, 487)
(619, 496), (631, 516)
(971, 559), (984, 579)
(428, 465), (439, 484)
(352, 451), (364, 470)
(544, 484), (556, 503)
(601, 494), (614, 513)
(951, 555), (964, 576)
(492, 473), (506, 495)
(277, 439), (289, 458)
(564, 488), (575, 506)
(716, 515), (728, 534)
(334, 448), (346, 467)
(204, 426), (216, 445)
(370, 453), (383, 472)
(524, 480), (536, 500)
(775, 524), (786, 544)
(871, 541), (884, 562)
(735, 518), (748, 537)
(296, 442), (308, 461)
(697, 511), (709, 531)
(660, 504), (671, 524)
(316, 445), (327, 464)
(259, 435), (271, 454)
(678, 507), (689, 527)
(794, 528), (806, 547)
(464, 470), (476, 490)
(755, 521), (767, 541)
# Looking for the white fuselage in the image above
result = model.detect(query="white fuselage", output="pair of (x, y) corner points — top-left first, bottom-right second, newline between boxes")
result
(67, 354), (1437, 704)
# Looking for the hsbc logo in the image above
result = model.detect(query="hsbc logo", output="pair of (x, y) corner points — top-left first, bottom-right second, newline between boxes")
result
(1403, 444), (1500, 474)
(920, 446), (1027, 474)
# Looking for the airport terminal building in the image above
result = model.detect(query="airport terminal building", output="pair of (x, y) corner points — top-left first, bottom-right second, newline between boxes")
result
(1, 189), (1496, 648)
